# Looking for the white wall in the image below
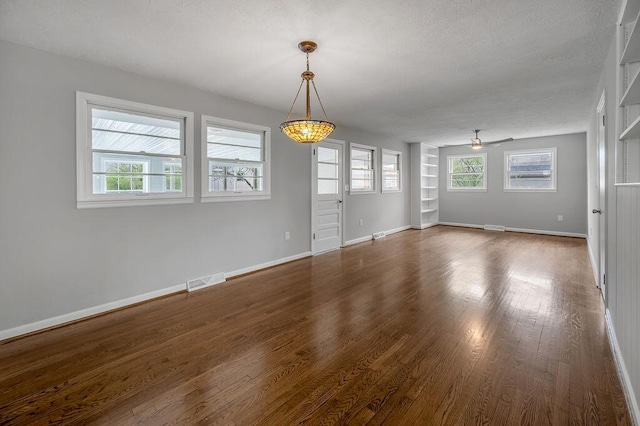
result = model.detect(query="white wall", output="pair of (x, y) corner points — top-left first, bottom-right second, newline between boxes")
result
(586, 9), (640, 419)
(0, 40), (410, 335)
(438, 133), (588, 235)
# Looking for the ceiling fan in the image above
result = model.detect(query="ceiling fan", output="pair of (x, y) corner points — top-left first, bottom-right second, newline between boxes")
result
(469, 129), (513, 149)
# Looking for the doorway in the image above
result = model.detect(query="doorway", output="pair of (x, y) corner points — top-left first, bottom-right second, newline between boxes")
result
(311, 139), (345, 254)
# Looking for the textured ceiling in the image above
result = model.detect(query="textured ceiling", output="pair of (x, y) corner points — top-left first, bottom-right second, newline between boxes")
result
(0, 0), (621, 146)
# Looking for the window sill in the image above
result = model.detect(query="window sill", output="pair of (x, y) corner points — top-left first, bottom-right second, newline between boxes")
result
(350, 190), (377, 195)
(77, 197), (194, 209)
(503, 189), (557, 193)
(446, 188), (487, 192)
(381, 189), (402, 193)
(201, 193), (271, 202)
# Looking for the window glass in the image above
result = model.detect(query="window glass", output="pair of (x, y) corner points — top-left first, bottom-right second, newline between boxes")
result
(505, 149), (556, 191)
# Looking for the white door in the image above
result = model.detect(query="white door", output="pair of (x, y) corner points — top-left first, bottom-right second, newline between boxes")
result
(595, 92), (607, 301)
(312, 139), (344, 254)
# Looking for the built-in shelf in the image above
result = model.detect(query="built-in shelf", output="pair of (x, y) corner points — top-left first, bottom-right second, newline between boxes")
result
(620, 114), (640, 140)
(621, 11), (640, 64)
(412, 143), (439, 229)
(620, 67), (640, 106)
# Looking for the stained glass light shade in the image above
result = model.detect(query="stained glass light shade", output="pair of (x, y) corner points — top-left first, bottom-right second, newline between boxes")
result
(280, 119), (335, 144)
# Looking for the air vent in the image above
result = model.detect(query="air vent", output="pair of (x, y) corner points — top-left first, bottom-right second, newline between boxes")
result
(372, 232), (386, 240)
(484, 225), (506, 232)
(186, 272), (226, 292)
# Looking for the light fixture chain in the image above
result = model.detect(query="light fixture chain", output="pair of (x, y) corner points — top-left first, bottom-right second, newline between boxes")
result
(311, 80), (330, 122)
(284, 79), (305, 122)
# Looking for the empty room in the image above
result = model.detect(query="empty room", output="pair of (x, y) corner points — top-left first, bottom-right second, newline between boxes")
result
(1, 0), (639, 424)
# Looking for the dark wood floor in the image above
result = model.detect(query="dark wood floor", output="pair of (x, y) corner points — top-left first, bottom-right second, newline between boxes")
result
(0, 226), (631, 425)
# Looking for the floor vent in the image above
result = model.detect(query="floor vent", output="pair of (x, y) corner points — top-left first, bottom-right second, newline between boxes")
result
(372, 232), (386, 240)
(186, 272), (226, 292)
(484, 224), (506, 232)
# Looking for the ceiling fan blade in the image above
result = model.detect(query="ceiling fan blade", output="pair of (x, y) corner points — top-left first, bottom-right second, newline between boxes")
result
(483, 138), (514, 145)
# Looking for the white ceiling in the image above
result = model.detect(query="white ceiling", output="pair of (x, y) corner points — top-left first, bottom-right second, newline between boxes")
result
(0, 0), (621, 146)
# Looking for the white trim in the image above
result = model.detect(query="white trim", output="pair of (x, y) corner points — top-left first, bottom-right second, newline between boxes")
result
(503, 147), (557, 192)
(437, 222), (586, 238)
(411, 222), (439, 230)
(76, 91), (195, 209)
(0, 251), (312, 342)
(605, 309), (640, 424)
(78, 197), (194, 209)
(345, 235), (373, 246)
(225, 251), (311, 278)
(447, 153), (487, 191)
(350, 142), (378, 194)
(345, 225), (411, 246)
(200, 115), (271, 201)
(587, 240), (599, 286)
(0, 283), (186, 341)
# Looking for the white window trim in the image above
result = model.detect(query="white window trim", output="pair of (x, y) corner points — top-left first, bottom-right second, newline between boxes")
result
(381, 148), (402, 193)
(76, 91), (194, 209)
(350, 143), (378, 194)
(503, 147), (557, 192)
(447, 153), (487, 192)
(201, 115), (271, 202)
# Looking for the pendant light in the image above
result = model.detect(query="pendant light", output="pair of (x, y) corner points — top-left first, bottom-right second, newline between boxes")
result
(471, 129), (482, 150)
(280, 41), (335, 143)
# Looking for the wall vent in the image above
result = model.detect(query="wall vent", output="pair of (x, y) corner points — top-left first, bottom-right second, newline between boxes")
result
(484, 224), (506, 232)
(186, 272), (226, 292)
(372, 232), (386, 240)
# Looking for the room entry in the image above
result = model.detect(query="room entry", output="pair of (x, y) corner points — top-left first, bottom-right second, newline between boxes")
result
(311, 139), (345, 254)
(594, 91), (607, 301)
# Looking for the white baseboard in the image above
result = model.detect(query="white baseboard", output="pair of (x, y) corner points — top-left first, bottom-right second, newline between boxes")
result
(587, 240), (599, 286)
(225, 251), (311, 278)
(345, 225), (410, 246)
(605, 309), (640, 424)
(0, 251), (313, 342)
(438, 222), (587, 239)
(438, 221), (483, 229)
(0, 283), (186, 342)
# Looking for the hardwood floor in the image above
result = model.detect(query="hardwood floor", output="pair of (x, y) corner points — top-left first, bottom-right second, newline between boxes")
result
(0, 226), (631, 425)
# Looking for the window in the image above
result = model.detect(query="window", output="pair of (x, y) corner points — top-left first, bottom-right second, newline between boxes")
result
(350, 143), (377, 193)
(381, 149), (401, 192)
(447, 154), (487, 191)
(76, 92), (194, 208)
(504, 148), (557, 191)
(201, 116), (270, 202)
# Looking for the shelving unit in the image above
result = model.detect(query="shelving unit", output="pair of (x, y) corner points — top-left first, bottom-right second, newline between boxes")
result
(411, 143), (439, 229)
(618, 0), (640, 183)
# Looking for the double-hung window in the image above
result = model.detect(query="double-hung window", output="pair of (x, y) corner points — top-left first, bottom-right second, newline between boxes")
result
(350, 143), (377, 193)
(447, 153), (487, 191)
(504, 148), (557, 191)
(76, 92), (194, 208)
(381, 149), (402, 192)
(201, 116), (271, 202)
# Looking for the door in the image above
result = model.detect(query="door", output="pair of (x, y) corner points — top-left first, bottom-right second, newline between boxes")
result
(595, 91), (606, 301)
(312, 139), (344, 254)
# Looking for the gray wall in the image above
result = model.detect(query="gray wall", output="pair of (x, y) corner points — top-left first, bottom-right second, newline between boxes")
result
(0, 40), (410, 333)
(438, 133), (587, 234)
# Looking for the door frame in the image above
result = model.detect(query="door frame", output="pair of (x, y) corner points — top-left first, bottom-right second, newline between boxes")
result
(311, 138), (346, 254)
(595, 90), (607, 301)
